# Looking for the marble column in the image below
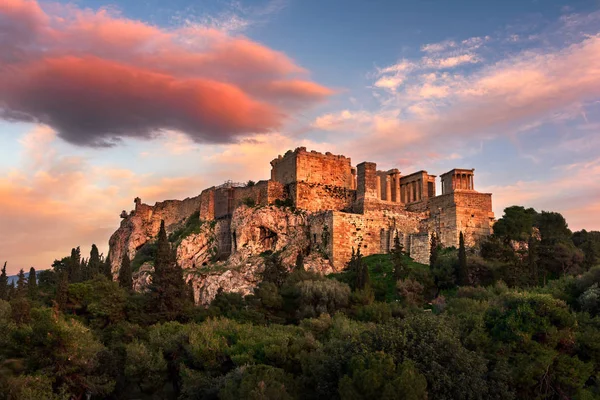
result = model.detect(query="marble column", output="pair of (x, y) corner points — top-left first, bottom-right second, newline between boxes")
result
(385, 176), (392, 201)
(376, 176), (382, 199)
(394, 174), (401, 203)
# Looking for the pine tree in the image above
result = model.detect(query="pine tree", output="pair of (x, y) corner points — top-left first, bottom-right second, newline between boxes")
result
(528, 235), (539, 285)
(16, 268), (27, 297)
(118, 253), (133, 291)
(27, 267), (37, 299)
(150, 220), (187, 321)
(457, 232), (468, 285)
(0, 262), (8, 301)
(88, 244), (102, 278)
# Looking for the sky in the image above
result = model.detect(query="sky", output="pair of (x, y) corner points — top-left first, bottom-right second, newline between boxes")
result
(1, 0), (600, 274)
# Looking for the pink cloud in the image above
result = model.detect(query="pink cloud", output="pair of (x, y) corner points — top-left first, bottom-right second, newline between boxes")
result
(0, 0), (331, 146)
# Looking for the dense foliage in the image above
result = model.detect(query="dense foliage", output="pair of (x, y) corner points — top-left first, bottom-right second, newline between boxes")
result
(1, 209), (600, 399)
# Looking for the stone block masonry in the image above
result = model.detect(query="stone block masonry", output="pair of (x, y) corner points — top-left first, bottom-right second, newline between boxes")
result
(111, 146), (495, 277)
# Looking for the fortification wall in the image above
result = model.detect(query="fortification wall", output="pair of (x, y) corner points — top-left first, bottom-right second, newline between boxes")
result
(290, 182), (356, 212)
(307, 212), (335, 264)
(109, 195), (203, 274)
(270, 150), (297, 185)
(232, 181), (270, 208)
(199, 188), (215, 220)
(409, 233), (431, 265)
(330, 210), (423, 270)
(271, 148), (353, 188)
(428, 192), (494, 248)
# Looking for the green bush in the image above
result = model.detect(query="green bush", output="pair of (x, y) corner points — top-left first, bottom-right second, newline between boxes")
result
(168, 211), (204, 245)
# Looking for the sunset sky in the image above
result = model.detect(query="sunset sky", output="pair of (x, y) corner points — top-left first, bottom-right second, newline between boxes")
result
(1, 0), (600, 274)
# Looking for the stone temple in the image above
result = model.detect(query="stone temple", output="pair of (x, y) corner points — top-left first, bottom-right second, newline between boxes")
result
(126, 147), (494, 270)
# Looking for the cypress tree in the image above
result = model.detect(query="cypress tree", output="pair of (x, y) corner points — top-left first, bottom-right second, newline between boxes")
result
(354, 248), (371, 290)
(392, 232), (406, 280)
(68, 247), (82, 283)
(118, 253), (133, 291)
(16, 269), (27, 297)
(103, 255), (113, 280)
(27, 267), (37, 299)
(7, 281), (15, 300)
(80, 257), (89, 281)
(458, 232), (468, 285)
(429, 232), (440, 267)
(295, 253), (305, 272)
(88, 244), (102, 278)
(150, 220), (187, 320)
(55, 272), (69, 311)
(187, 280), (195, 305)
(0, 262), (8, 301)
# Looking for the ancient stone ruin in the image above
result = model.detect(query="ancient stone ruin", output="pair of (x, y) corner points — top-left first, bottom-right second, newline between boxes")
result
(108, 147), (495, 303)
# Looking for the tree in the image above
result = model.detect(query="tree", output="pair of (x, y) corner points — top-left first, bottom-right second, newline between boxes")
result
(354, 248), (371, 291)
(457, 232), (468, 285)
(149, 220), (187, 321)
(535, 211), (572, 242)
(103, 254), (113, 280)
(16, 269), (27, 298)
(493, 206), (537, 241)
(27, 267), (37, 300)
(262, 253), (289, 287)
(68, 247), (82, 283)
(295, 253), (305, 272)
(392, 232), (407, 280)
(429, 232), (440, 267)
(88, 244), (102, 278)
(118, 253), (133, 291)
(0, 262), (7, 300)
(528, 235), (539, 285)
(55, 272), (69, 311)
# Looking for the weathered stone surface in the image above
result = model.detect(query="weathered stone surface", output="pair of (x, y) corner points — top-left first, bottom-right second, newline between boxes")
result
(230, 205), (311, 267)
(108, 146), (496, 305)
(108, 195), (202, 275)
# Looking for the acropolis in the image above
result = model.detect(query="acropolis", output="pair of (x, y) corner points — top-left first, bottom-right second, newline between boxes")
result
(114, 147), (495, 271)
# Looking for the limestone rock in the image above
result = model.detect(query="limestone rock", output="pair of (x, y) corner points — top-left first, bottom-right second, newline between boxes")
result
(230, 205), (311, 267)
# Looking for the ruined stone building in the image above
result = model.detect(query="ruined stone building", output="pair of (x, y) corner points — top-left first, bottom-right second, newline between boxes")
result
(109, 147), (495, 302)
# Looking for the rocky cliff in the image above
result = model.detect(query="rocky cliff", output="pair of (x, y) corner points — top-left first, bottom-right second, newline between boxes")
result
(110, 202), (335, 305)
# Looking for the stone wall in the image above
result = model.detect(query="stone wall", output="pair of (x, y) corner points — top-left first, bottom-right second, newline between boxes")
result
(307, 212), (335, 262)
(271, 147), (353, 188)
(214, 187), (235, 219)
(329, 210), (423, 270)
(289, 182), (356, 212)
(199, 188), (215, 220)
(270, 150), (297, 185)
(108, 195), (203, 274)
(427, 191), (494, 248)
(409, 233), (431, 265)
(232, 181), (270, 208)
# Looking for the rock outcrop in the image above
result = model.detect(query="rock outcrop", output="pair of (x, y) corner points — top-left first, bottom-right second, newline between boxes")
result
(108, 195), (203, 274)
(116, 203), (334, 305)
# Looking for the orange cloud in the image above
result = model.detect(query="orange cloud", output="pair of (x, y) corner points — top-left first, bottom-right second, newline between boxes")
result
(0, 0), (331, 146)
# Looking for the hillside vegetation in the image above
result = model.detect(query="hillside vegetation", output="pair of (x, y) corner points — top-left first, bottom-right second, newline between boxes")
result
(1, 205), (600, 399)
